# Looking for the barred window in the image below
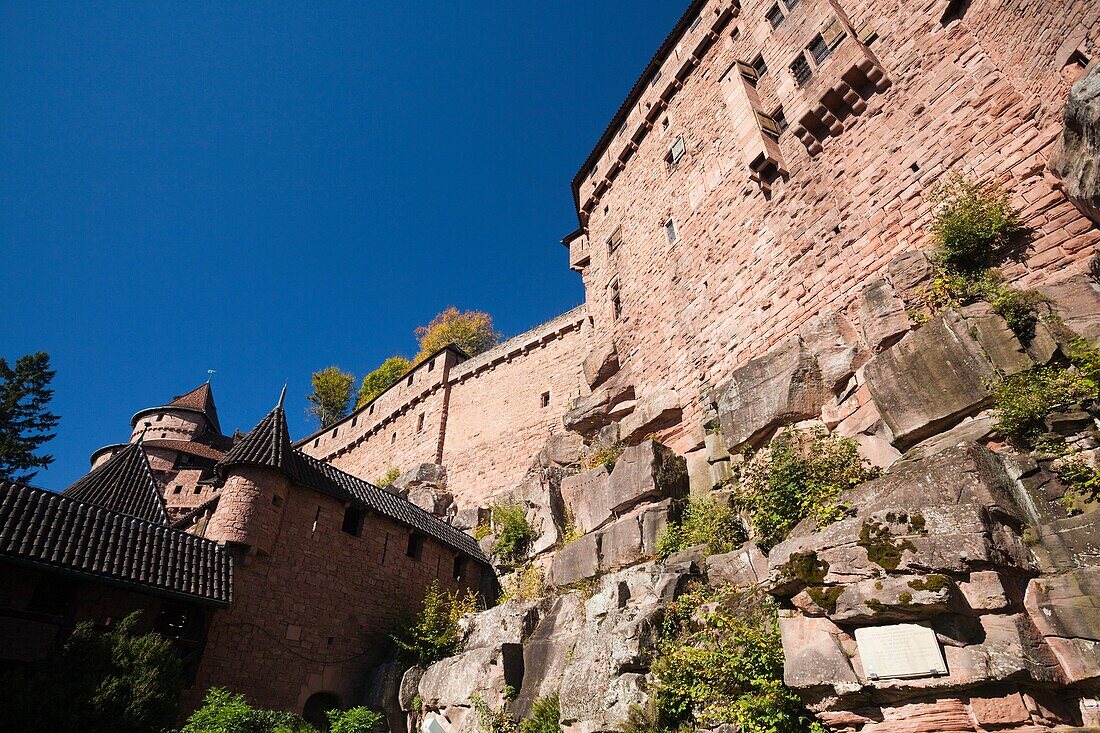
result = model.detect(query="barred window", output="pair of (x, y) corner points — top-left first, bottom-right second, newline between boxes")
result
(791, 54), (812, 86)
(809, 34), (831, 64)
(766, 4), (784, 29)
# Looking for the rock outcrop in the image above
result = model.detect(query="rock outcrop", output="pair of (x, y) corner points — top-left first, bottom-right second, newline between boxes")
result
(1051, 62), (1100, 224)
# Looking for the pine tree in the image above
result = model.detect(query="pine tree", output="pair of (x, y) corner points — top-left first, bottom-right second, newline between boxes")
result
(0, 352), (60, 484)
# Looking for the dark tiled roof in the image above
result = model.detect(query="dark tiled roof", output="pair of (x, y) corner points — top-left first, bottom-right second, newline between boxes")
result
(169, 382), (222, 434)
(219, 405), (488, 562)
(64, 442), (169, 525)
(569, 0), (709, 219)
(0, 481), (231, 606)
(143, 439), (225, 462)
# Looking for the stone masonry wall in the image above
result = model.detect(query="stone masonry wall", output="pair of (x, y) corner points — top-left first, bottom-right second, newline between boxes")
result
(573, 0), (1100, 455)
(191, 475), (486, 715)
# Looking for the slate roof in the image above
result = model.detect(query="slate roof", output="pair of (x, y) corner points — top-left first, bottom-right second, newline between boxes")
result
(64, 442), (169, 525)
(142, 439), (225, 462)
(131, 382), (223, 435)
(0, 480), (231, 606)
(219, 403), (488, 562)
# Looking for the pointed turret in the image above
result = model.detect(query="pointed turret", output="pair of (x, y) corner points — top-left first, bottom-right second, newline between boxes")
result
(64, 442), (169, 525)
(167, 382), (222, 435)
(215, 393), (294, 479)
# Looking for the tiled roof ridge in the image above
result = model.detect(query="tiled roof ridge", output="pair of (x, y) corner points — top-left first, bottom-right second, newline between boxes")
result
(63, 442), (170, 525)
(132, 381), (223, 435)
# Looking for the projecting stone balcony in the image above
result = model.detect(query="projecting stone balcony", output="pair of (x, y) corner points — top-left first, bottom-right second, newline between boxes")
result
(568, 234), (590, 272)
(789, 35), (891, 156)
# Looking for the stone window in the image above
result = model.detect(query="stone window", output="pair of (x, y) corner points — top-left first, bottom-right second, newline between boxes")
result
(369, 404), (375, 415)
(821, 17), (846, 48)
(391, 432), (396, 445)
(609, 279), (622, 322)
(650, 69), (662, 87)
(940, 0), (971, 26)
(661, 116), (670, 132)
(790, 54), (812, 86)
(751, 54), (768, 79)
(808, 34), (831, 65)
(313, 438), (319, 448)
(272, 494), (283, 508)
(766, 4), (784, 29)
(351, 416), (357, 428)
(156, 414), (163, 422)
(406, 533), (424, 560)
(407, 373), (414, 387)
(428, 358), (435, 371)
(173, 485), (183, 494)
(193, 486), (201, 495)
(453, 555), (467, 581)
(332, 427), (338, 439)
(541, 391), (551, 408)
(757, 109), (782, 139)
(342, 507), (364, 537)
(665, 218), (679, 244)
(666, 136), (686, 173)
(783, 0), (800, 9)
(417, 413), (425, 433)
(730, 26), (740, 40)
(772, 106), (789, 134)
(607, 226), (623, 254)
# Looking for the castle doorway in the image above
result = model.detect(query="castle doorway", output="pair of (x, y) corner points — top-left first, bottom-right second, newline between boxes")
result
(303, 692), (341, 731)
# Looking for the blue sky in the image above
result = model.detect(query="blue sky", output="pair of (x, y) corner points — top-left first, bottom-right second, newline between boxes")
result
(0, 1), (687, 488)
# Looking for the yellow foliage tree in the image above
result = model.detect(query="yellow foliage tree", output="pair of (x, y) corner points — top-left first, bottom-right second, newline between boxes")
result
(414, 307), (500, 364)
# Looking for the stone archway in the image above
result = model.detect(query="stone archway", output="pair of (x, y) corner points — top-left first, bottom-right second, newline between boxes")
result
(303, 691), (342, 731)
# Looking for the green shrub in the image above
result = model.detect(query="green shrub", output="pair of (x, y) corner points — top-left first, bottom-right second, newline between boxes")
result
(183, 687), (315, 733)
(490, 500), (536, 564)
(1054, 454), (1100, 515)
(498, 563), (545, 603)
(991, 364), (1097, 444)
(521, 694), (561, 733)
(916, 267), (1050, 344)
(328, 707), (386, 733)
(0, 611), (183, 733)
(377, 467), (402, 487)
(392, 580), (479, 666)
(929, 173), (1028, 271)
(471, 694), (520, 733)
(656, 497), (747, 559)
(733, 429), (877, 552)
(648, 585), (825, 733)
(582, 441), (625, 471)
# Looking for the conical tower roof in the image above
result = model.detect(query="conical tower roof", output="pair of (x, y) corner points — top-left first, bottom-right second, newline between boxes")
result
(64, 441), (169, 525)
(167, 382), (222, 434)
(216, 390), (292, 477)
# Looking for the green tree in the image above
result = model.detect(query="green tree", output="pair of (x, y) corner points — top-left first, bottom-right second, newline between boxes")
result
(0, 351), (60, 484)
(307, 366), (356, 428)
(183, 687), (316, 733)
(414, 307), (500, 364)
(0, 611), (183, 733)
(391, 580), (478, 665)
(356, 356), (412, 409)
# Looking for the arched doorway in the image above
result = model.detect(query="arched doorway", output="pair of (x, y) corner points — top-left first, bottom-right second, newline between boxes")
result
(303, 692), (342, 731)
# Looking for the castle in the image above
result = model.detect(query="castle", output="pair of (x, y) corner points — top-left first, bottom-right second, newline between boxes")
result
(1, 0), (1099, 730)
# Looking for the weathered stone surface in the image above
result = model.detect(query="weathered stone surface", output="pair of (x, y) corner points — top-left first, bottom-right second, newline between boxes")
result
(462, 598), (547, 650)
(583, 339), (620, 389)
(510, 467), (567, 555)
(1024, 567), (1100, 684)
(618, 386), (682, 443)
(419, 643), (524, 710)
(452, 505), (489, 532)
(536, 432), (585, 469)
(713, 336), (828, 451)
(1051, 62), (1100, 224)
(399, 666), (425, 712)
(857, 278), (911, 352)
(394, 463), (448, 490)
(1037, 274), (1100, 342)
(513, 594), (585, 719)
(599, 500), (673, 572)
(779, 612), (859, 689)
(705, 544), (769, 589)
(560, 466), (610, 534)
(407, 485), (456, 519)
(830, 575), (954, 624)
(864, 310), (996, 448)
(958, 570), (1011, 613)
(550, 531), (600, 587)
(958, 302), (1047, 376)
(799, 311), (863, 393)
(563, 381), (634, 435)
(887, 250), (936, 306)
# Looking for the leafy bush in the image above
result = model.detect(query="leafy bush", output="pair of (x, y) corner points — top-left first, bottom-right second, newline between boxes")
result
(490, 500), (536, 564)
(647, 585), (825, 733)
(0, 611), (183, 733)
(377, 467), (402, 487)
(929, 173), (1028, 271)
(357, 356), (412, 408)
(471, 695), (520, 733)
(521, 694), (561, 733)
(917, 268), (1050, 344)
(499, 563), (545, 603)
(991, 364), (1097, 443)
(415, 307), (501, 364)
(656, 497), (747, 559)
(392, 580), (479, 666)
(1054, 454), (1100, 515)
(733, 429), (877, 552)
(328, 706), (386, 733)
(581, 441), (625, 471)
(183, 687), (315, 733)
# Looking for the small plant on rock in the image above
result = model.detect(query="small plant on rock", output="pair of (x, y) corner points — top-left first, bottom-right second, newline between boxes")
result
(1054, 454), (1100, 515)
(582, 441), (625, 471)
(498, 563), (545, 603)
(521, 694), (561, 733)
(733, 429), (877, 552)
(471, 694), (520, 733)
(490, 500), (536, 565)
(929, 173), (1029, 271)
(391, 580), (479, 666)
(328, 707), (386, 733)
(656, 497), (747, 559)
(377, 467), (402, 487)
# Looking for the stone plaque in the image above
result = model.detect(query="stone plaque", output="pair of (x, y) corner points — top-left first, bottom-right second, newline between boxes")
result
(855, 623), (948, 680)
(422, 715), (449, 733)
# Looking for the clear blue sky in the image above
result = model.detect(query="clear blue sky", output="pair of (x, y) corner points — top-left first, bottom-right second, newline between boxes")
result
(0, 1), (687, 488)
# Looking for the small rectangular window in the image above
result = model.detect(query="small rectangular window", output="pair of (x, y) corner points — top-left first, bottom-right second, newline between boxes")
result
(272, 494), (283, 508)
(342, 507), (364, 537)
(689, 14), (703, 31)
(822, 18), (847, 47)
(407, 374), (414, 387)
(791, 54), (812, 86)
(541, 391), (551, 408)
(428, 358), (435, 371)
(650, 69), (662, 87)
(757, 110), (782, 139)
(369, 404), (375, 415)
(666, 136), (686, 172)
(783, 0), (800, 10)
(391, 432), (397, 445)
(607, 226), (623, 254)
(751, 54), (768, 79)
(313, 438), (319, 448)
(417, 413), (425, 433)
(609, 280), (622, 322)
(332, 427), (338, 439)
(453, 555), (467, 581)
(773, 107), (789, 134)
(406, 533), (424, 560)
(351, 416), (357, 428)
(193, 486), (201, 495)
(766, 4), (785, 29)
(808, 34), (831, 65)
(173, 486), (183, 495)
(665, 219), (679, 244)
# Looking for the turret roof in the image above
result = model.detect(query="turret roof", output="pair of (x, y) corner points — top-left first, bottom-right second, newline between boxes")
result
(131, 381), (222, 435)
(64, 441), (169, 525)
